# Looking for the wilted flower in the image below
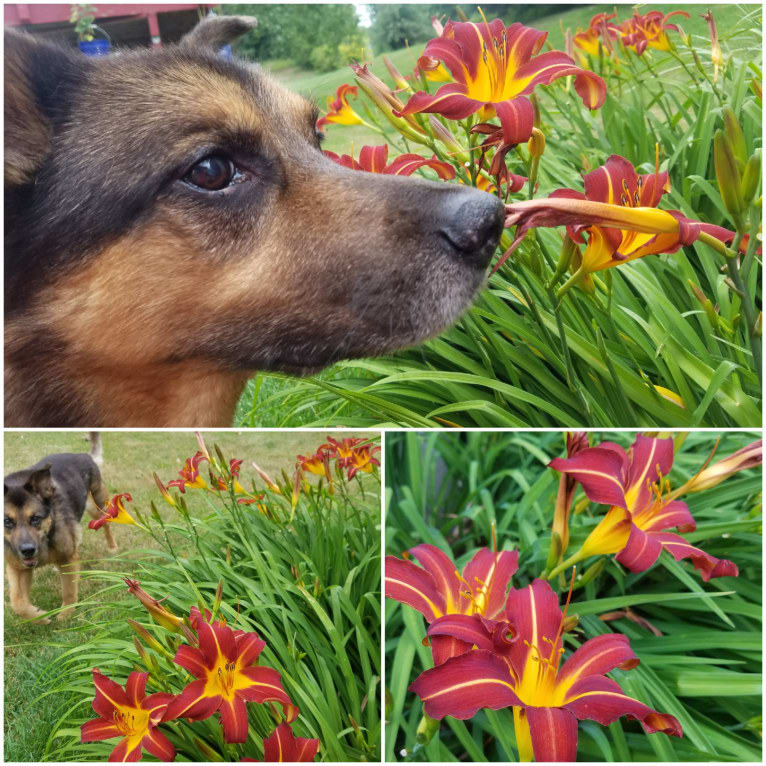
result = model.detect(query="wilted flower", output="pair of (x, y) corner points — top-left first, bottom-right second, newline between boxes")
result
(124, 578), (184, 632)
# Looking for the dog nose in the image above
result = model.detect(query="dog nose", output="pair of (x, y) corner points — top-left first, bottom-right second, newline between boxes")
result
(19, 543), (36, 557)
(439, 190), (505, 269)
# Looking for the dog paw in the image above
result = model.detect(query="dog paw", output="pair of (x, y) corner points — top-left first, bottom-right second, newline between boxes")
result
(106, 544), (119, 555)
(21, 607), (51, 624)
(57, 607), (75, 622)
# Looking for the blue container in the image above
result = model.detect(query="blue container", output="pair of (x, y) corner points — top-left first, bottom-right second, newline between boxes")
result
(78, 38), (110, 56)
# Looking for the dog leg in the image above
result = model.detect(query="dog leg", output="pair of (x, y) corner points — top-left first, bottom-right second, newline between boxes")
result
(6, 563), (50, 623)
(90, 482), (117, 553)
(58, 551), (80, 621)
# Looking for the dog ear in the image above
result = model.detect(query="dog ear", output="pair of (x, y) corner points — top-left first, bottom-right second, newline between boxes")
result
(24, 465), (54, 499)
(4, 30), (81, 186)
(180, 15), (258, 50)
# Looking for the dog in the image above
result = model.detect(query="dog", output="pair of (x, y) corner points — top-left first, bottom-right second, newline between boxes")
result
(4, 15), (505, 427)
(4, 451), (116, 623)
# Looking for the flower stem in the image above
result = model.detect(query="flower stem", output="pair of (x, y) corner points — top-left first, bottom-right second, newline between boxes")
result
(698, 230), (762, 382)
(547, 550), (587, 581)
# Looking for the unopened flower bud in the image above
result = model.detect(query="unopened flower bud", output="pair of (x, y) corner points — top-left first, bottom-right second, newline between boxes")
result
(722, 107), (747, 169)
(528, 127), (546, 159)
(713, 129), (744, 226)
(740, 150), (761, 205)
(416, 712), (440, 744)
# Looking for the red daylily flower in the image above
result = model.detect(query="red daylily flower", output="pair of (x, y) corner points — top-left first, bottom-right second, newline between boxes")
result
(410, 579), (682, 761)
(316, 84), (364, 129)
(398, 18), (606, 145)
(549, 434), (741, 580)
(81, 669), (175, 762)
(89, 493), (138, 530)
(386, 543), (519, 663)
(167, 451), (208, 493)
(212, 458), (247, 494)
(164, 615), (296, 743)
(324, 436), (364, 460)
(324, 144), (455, 179)
(297, 450), (328, 477)
(343, 444), (380, 479)
(619, 11), (688, 55)
(262, 721), (320, 762)
(497, 154), (742, 274)
(573, 12), (619, 58)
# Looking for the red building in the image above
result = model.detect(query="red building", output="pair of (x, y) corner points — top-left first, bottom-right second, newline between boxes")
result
(4, 4), (210, 48)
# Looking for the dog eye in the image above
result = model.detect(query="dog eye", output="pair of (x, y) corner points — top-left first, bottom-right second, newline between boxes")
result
(315, 128), (325, 146)
(29, 515), (41, 527)
(4, 517), (15, 529)
(184, 155), (235, 191)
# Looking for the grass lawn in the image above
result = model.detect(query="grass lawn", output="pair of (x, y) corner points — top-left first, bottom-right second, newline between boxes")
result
(3, 430), (377, 761)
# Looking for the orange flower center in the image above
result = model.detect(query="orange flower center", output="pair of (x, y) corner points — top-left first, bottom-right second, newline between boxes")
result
(205, 659), (240, 701)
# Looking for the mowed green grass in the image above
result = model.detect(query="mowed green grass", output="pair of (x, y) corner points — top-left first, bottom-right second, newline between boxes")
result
(3, 430), (375, 761)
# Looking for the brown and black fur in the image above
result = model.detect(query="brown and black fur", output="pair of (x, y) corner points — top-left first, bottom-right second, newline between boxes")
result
(4, 453), (116, 622)
(5, 16), (504, 427)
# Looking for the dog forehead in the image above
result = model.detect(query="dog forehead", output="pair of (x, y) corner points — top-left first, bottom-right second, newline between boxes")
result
(84, 52), (314, 143)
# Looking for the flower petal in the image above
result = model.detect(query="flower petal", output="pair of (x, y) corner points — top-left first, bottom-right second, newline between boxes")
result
(640, 500), (696, 533)
(563, 675), (682, 737)
(409, 544), (464, 614)
(549, 446), (627, 507)
(430, 635), (474, 665)
(173, 644), (209, 678)
(653, 532), (739, 581)
(198, 620), (237, 667)
(81, 718), (122, 742)
(462, 548), (519, 619)
(409, 649), (521, 719)
(615, 524), (664, 573)
(108, 737), (143, 762)
(427, 613), (496, 651)
(494, 98), (535, 144)
(163, 679), (219, 722)
(505, 579), (563, 678)
(557, 633), (639, 694)
(625, 435), (674, 511)
(398, 83), (485, 120)
(238, 666), (293, 708)
(124, 672), (147, 708)
(385, 555), (445, 622)
(140, 727), (176, 761)
(526, 705), (579, 762)
(219, 694), (250, 743)
(92, 669), (129, 719)
(235, 631), (267, 668)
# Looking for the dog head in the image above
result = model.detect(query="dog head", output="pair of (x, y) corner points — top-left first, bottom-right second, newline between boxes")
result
(5, 16), (504, 378)
(4, 465), (55, 567)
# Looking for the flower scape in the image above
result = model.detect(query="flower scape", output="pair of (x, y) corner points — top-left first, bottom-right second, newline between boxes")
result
(63, 433), (381, 762)
(286, 7), (762, 429)
(385, 431), (761, 761)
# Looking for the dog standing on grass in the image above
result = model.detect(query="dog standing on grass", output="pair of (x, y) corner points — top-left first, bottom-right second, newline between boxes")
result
(4, 443), (116, 623)
(4, 15), (505, 427)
